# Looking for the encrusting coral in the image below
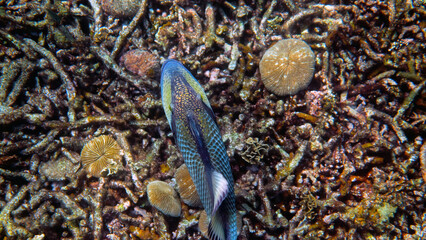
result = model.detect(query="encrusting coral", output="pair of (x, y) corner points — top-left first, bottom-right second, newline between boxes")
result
(120, 49), (160, 79)
(100, 0), (141, 18)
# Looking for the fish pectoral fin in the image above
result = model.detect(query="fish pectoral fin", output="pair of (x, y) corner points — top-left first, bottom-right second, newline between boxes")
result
(187, 111), (211, 166)
(211, 170), (229, 215)
(208, 210), (226, 240)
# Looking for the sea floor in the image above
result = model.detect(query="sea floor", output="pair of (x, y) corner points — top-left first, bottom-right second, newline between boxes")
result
(0, 0), (425, 239)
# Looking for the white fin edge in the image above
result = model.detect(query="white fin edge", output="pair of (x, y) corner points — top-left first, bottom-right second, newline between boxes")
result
(212, 170), (229, 215)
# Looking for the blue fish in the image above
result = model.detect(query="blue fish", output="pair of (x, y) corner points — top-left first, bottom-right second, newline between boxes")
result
(161, 59), (237, 240)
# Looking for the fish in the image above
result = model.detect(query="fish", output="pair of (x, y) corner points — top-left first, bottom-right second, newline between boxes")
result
(161, 59), (237, 240)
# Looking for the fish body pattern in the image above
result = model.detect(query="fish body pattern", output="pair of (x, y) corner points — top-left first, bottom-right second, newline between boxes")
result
(161, 59), (237, 240)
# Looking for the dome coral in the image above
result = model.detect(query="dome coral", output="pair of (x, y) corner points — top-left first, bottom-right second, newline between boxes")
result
(259, 39), (315, 96)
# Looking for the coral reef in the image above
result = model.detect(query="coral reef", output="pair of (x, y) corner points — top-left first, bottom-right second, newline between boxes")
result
(0, 0), (425, 239)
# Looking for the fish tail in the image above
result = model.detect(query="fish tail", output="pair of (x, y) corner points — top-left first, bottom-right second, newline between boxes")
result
(208, 198), (238, 240)
(208, 206), (226, 240)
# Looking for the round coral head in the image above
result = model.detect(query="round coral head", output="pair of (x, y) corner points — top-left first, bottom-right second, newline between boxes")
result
(259, 39), (315, 96)
(101, 0), (140, 18)
(198, 210), (209, 238)
(175, 164), (202, 208)
(120, 49), (159, 78)
(80, 135), (123, 177)
(147, 180), (181, 217)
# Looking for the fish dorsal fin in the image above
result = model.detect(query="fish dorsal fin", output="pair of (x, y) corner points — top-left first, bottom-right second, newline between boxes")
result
(211, 170), (228, 215)
(208, 211), (226, 240)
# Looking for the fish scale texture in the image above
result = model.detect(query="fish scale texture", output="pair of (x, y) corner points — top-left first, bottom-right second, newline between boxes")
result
(173, 92), (237, 240)
(175, 102), (234, 211)
(161, 60), (237, 240)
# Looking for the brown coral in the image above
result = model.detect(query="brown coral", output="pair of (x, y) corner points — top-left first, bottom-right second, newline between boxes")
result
(80, 135), (123, 177)
(259, 39), (315, 96)
(101, 0), (140, 18)
(147, 180), (181, 217)
(198, 210), (209, 238)
(175, 164), (202, 208)
(120, 49), (160, 79)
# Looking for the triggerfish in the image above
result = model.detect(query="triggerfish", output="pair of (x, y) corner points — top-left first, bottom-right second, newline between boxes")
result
(161, 59), (237, 240)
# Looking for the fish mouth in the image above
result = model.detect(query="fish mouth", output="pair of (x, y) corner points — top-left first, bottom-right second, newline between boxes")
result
(161, 59), (193, 92)
(161, 59), (181, 73)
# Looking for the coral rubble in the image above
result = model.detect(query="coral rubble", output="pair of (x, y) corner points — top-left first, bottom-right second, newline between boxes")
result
(0, 0), (425, 239)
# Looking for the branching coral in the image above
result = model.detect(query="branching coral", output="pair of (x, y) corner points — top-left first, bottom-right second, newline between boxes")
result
(0, 184), (32, 238)
(0, 0), (425, 238)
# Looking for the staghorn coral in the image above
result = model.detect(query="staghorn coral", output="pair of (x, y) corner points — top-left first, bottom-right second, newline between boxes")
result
(0, 0), (425, 238)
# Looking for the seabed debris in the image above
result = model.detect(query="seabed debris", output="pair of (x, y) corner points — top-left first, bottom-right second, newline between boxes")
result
(0, 0), (425, 239)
